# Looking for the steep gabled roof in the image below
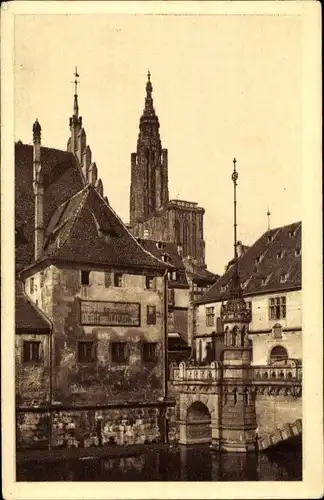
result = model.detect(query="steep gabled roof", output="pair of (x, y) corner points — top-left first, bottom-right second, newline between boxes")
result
(15, 142), (84, 271)
(136, 239), (185, 269)
(15, 281), (51, 332)
(41, 185), (173, 270)
(196, 221), (301, 304)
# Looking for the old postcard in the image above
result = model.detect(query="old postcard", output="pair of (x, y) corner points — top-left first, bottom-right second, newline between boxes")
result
(1, 1), (323, 499)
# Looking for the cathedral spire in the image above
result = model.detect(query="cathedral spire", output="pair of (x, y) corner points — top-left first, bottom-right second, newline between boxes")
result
(144, 70), (155, 116)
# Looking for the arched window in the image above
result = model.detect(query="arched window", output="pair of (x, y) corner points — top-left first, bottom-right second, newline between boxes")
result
(183, 220), (190, 257)
(269, 345), (288, 364)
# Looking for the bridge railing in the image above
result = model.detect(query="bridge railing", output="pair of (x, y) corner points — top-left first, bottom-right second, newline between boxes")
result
(172, 361), (222, 383)
(252, 365), (302, 382)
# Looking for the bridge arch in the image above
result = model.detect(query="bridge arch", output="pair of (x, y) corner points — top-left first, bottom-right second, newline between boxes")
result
(185, 401), (212, 445)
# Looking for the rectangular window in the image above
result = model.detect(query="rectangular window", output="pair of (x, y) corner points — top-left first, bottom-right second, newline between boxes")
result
(114, 273), (123, 287)
(77, 341), (95, 363)
(269, 296), (286, 320)
(81, 270), (90, 285)
(104, 271), (111, 288)
(216, 316), (223, 334)
(246, 301), (252, 313)
(40, 272), (44, 288)
(23, 341), (41, 362)
(30, 277), (34, 294)
(205, 306), (215, 327)
(111, 342), (129, 363)
(168, 288), (175, 306)
(142, 342), (158, 363)
(147, 305), (157, 325)
(145, 276), (155, 290)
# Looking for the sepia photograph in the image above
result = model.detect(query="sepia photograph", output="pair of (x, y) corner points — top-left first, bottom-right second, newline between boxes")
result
(1, 1), (323, 498)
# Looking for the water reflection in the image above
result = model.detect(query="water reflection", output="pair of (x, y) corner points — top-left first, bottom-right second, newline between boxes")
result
(17, 441), (302, 482)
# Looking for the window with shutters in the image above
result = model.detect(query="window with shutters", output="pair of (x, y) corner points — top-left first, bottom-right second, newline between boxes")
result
(77, 341), (96, 363)
(30, 277), (35, 293)
(104, 271), (111, 288)
(23, 341), (41, 363)
(147, 305), (157, 325)
(111, 342), (129, 363)
(142, 342), (158, 363)
(40, 272), (45, 288)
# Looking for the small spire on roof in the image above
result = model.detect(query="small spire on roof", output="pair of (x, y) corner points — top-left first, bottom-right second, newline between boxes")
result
(71, 66), (80, 117)
(267, 207), (271, 231)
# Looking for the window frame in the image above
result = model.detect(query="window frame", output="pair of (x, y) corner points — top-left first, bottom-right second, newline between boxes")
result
(142, 342), (158, 363)
(205, 306), (215, 327)
(114, 273), (123, 288)
(147, 305), (157, 325)
(111, 341), (129, 363)
(23, 340), (41, 363)
(269, 296), (287, 320)
(77, 340), (96, 363)
(145, 275), (155, 290)
(81, 270), (90, 286)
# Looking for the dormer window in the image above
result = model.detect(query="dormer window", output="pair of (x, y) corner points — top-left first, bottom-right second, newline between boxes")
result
(277, 251), (284, 259)
(255, 255), (263, 264)
(156, 241), (163, 250)
(268, 235), (273, 243)
(289, 229), (296, 238)
(295, 248), (301, 257)
(261, 275), (271, 287)
(161, 254), (169, 263)
(280, 273), (289, 283)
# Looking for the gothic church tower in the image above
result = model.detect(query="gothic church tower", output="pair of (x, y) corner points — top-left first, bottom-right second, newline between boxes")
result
(130, 72), (169, 225)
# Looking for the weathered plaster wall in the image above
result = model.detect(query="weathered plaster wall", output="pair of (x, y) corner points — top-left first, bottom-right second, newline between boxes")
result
(15, 334), (50, 406)
(24, 265), (166, 405)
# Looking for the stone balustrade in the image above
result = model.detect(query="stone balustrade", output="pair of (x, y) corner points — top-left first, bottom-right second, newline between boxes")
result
(172, 361), (222, 383)
(252, 363), (302, 383)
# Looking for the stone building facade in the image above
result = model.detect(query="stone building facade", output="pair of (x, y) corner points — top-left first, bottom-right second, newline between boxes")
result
(194, 222), (302, 365)
(15, 96), (178, 449)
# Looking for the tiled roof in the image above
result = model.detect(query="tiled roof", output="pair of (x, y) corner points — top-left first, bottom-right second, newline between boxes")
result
(137, 239), (188, 285)
(15, 142), (84, 271)
(41, 185), (173, 270)
(196, 221), (301, 304)
(15, 281), (51, 332)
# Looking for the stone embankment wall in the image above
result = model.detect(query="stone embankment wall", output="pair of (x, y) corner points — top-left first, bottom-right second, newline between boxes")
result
(16, 406), (177, 450)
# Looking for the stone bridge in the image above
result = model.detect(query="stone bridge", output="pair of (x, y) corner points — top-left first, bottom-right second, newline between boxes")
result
(170, 359), (302, 451)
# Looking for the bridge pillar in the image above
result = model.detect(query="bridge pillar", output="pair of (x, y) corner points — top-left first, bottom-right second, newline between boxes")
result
(219, 295), (257, 453)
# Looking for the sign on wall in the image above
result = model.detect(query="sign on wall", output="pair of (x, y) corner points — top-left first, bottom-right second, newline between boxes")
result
(80, 300), (140, 327)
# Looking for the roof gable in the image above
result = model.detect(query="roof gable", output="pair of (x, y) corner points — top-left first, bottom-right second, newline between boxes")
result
(42, 185), (173, 270)
(15, 142), (84, 270)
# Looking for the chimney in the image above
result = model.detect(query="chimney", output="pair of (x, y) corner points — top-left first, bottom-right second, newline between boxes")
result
(33, 119), (44, 260)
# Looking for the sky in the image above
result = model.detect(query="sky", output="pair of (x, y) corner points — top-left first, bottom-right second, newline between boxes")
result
(14, 13), (302, 275)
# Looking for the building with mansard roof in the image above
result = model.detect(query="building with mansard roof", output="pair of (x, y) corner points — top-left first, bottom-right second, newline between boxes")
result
(192, 221), (302, 365)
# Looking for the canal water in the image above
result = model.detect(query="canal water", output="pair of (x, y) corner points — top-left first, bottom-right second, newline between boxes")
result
(17, 440), (302, 482)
